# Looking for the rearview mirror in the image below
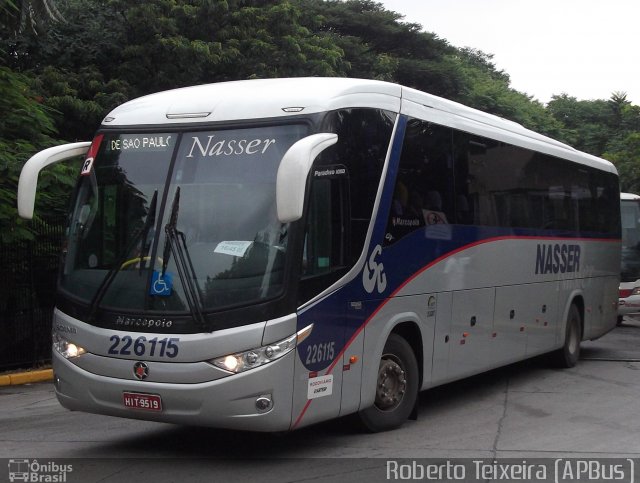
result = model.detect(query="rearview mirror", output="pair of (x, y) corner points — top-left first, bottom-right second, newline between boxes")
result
(18, 142), (91, 219)
(276, 133), (338, 223)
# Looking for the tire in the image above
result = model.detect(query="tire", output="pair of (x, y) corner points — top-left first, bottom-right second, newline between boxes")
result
(552, 304), (582, 368)
(358, 333), (419, 432)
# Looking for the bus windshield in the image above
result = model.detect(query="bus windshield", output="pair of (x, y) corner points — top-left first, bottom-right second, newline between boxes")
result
(621, 197), (640, 282)
(60, 124), (308, 316)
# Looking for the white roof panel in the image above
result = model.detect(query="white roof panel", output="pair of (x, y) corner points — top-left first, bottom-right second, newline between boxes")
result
(102, 77), (616, 174)
(104, 77), (402, 126)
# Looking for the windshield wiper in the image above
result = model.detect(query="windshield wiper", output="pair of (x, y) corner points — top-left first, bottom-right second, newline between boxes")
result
(161, 187), (207, 329)
(88, 190), (158, 322)
(138, 190), (158, 274)
(161, 187), (179, 277)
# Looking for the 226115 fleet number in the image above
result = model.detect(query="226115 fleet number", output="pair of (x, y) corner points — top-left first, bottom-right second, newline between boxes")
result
(108, 335), (180, 358)
(305, 341), (335, 365)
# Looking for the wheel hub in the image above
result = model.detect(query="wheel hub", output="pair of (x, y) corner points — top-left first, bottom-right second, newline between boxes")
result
(375, 357), (406, 411)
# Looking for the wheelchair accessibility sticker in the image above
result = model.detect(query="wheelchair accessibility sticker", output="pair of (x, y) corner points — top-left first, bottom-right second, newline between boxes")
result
(150, 271), (173, 296)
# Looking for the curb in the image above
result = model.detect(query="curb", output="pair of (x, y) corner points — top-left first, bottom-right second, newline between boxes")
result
(0, 369), (53, 387)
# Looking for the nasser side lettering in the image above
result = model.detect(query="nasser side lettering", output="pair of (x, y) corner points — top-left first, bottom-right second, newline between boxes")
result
(535, 243), (581, 275)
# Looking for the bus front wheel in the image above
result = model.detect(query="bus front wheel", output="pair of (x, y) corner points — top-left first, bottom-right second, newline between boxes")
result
(358, 333), (418, 432)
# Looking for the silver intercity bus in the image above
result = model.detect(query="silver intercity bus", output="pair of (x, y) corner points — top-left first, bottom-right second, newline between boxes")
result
(18, 78), (621, 432)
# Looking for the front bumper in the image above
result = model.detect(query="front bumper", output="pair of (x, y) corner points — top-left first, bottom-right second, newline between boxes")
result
(53, 349), (295, 432)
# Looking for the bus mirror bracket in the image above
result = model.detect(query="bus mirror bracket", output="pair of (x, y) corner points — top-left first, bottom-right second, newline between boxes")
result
(276, 133), (338, 223)
(18, 142), (91, 219)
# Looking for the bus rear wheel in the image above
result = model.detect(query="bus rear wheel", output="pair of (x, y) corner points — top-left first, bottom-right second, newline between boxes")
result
(553, 304), (582, 368)
(358, 333), (418, 432)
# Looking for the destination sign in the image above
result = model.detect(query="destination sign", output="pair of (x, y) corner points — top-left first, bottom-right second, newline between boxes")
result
(107, 134), (173, 152)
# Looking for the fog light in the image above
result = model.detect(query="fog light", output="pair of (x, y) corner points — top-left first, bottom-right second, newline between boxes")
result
(255, 395), (273, 413)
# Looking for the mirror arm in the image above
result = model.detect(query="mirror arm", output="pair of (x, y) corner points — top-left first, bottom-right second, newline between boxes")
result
(18, 142), (91, 219)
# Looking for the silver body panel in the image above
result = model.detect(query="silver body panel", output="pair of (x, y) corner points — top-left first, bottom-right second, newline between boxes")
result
(52, 310), (297, 431)
(54, 350), (295, 432)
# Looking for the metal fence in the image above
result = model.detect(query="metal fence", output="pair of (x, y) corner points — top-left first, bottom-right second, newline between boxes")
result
(0, 218), (66, 371)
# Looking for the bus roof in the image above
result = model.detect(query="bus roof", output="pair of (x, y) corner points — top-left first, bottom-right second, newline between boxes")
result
(103, 77), (616, 174)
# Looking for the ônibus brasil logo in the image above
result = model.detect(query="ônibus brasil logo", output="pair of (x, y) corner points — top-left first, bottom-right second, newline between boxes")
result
(8, 459), (73, 482)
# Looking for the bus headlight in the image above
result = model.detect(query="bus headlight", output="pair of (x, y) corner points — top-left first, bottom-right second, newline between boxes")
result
(211, 333), (297, 373)
(53, 333), (86, 359)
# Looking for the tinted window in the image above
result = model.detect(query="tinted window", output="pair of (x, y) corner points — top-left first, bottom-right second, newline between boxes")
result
(303, 168), (348, 278)
(318, 108), (396, 262)
(385, 119), (453, 245)
(453, 131), (619, 235)
(299, 108), (395, 302)
(384, 119), (619, 242)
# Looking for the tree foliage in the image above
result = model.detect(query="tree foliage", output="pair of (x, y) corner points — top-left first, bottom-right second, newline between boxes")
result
(0, 66), (77, 243)
(1, 0), (64, 35)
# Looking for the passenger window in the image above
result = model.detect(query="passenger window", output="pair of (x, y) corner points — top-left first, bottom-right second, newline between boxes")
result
(385, 119), (453, 246)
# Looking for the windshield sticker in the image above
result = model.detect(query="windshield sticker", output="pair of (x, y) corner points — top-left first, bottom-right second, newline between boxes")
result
(108, 135), (173, 152)
(150, 271), (173, 296)
(214, 241), (252, 257)
(186, 135), (276, 158)
(80, 157), (94, 176)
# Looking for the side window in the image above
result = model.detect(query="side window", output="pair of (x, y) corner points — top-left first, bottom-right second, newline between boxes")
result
(319, 108), (395, 262)
(453, 133), (584, 232)
(532, 154), (577, 232)
(302, 168), (348, 277)
(298, 108), (395, 303)
(589, 170), (620, 235)
(454, 133), (511, 228)
(453, 131), (621, 235)
(385, 119), (453, 246)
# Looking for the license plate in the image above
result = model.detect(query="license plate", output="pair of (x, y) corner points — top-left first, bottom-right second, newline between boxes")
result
(123, 392), (162, 412)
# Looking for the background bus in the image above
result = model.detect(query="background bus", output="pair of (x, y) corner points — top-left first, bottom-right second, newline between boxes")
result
(618, 192), (640, 321)
(18, 78), (620, 432)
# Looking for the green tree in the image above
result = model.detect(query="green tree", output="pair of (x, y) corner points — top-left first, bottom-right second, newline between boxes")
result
(297, 0), (563, 135)
(3, 0), (347, 139)
(450, 48), (562, 137)
(1, 0), (63, 34)
(546, 94), (614, 155)
(297, 0), (463, 95)
(0, 67), (76, 242)
(604, 133), (640, 193)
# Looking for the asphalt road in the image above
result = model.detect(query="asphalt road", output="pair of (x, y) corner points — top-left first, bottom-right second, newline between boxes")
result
(1, 320), (639, 482)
